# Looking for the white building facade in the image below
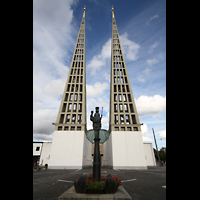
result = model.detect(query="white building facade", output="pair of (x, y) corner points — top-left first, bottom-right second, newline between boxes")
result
(33, 142), (52, 166)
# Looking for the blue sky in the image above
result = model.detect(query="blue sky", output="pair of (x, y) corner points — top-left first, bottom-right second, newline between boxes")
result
(33, 0), (166, 150)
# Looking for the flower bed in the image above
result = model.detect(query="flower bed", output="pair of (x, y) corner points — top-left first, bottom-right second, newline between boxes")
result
(74, 173), (121, 194)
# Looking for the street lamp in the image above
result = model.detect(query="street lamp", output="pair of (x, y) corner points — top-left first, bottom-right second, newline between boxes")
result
(152, 128), (161, 167)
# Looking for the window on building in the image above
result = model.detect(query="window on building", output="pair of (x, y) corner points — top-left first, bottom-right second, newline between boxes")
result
(120, 115), (125, 124)
(129, 104), (134, 113)
(64, 93), (69, 101)
(71, 84), (74, 92)
(66, 85), (70, 92)
(71, 126), (75, 130)
(72, 114), (76, 124)
(126, 115), (130, 124)
(62, 103), (67, 112)
(66, 115), (70, 124)
(127, 127), (132, 131)
(80, 76), (83, 83)
(119, 94), (122, 102)
(124, 104), (128, 112)
(115, 127), (119, 131)
(114, 85), (117, 92)
(119, 104), (123, 112)
(78, 114), (82, 124)
(64, 126), (69, 130)
(80, 85), (83, 92)
(114, 104), (118, 112)
(36, 147), (40, 151)
(118, 85), (121, 92)
(114, 94), (117, 102)
(70, 94), (73, 101)
(131, 115), (137, 124)
(69, 76), (72, 83)
(74, 93), (78, 101)
(122, 85), (125, 92)
(73, 103), (77, 112)
(79, 94), (82, 101)
(68, 103), (72, 112)
(114, 115), (118, 124)
(59, 114), (64, 123)
(123, 94), (127, 102)
(78, 103), (82, 112)
(75, 84), (78, 92)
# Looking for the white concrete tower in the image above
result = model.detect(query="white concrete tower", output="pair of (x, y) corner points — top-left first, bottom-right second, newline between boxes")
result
(103, 7), (147, 169)
(49, 7), (92, 169)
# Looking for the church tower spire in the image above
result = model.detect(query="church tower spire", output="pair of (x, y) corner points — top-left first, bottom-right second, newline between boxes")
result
(54, 6), (87, 132)
(103, 7), (147, 170)
(109, 6), (141, 132)
(49, 7), (92, 169)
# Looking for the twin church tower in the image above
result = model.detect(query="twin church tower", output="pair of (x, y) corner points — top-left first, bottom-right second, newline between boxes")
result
(49, 7), (149, 169)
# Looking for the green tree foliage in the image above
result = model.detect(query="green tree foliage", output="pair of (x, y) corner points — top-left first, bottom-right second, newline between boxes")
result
(153, 147), (166, 161)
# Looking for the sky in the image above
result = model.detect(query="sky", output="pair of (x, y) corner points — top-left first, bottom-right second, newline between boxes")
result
(33, 0), (166, 150)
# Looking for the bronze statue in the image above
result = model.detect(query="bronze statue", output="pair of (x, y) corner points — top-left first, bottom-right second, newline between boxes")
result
(90, 107), (103, 138)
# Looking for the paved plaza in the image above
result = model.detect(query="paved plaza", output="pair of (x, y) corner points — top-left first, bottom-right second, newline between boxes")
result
(33, 166), (166, 200)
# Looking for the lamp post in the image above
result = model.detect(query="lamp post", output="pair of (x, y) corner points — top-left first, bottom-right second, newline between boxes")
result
(152, 128), (161, 167)
(90, 107), (103, 182)
(93, 130), (101, 181)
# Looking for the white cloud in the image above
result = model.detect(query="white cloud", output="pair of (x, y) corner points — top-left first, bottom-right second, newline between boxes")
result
(135, 95), (166, 117)
(137, 75), (145, 83)
(159, 130), (166, 139)
(120, 32), (140, 61)
(146, 52), (165, 67)
(43, 79), (66, 97)
(87, 56), (105, 75)
(33, 0), (78, 141)
(146, 15), (159, 25)
(141, 123), (148, 135)
(87, 39), (111, 75)
(33, 102), (43, 111)
(143, 67), (152, 74)
(141, 124), (154, 143)
(33, 0), (74, 78)
(33, 133), (54, 142)
(148, 41), (159, 54)
(146, 58), (159, 66)
(103, 73), (110, 82)
(87, 32), (140, 76)
(86, 82), (109, 98)
(33, 108), (58, 137)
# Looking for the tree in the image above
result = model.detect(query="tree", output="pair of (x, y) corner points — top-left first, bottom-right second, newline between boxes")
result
(153, 147), (166, 162)
(159, 147), (166, 161)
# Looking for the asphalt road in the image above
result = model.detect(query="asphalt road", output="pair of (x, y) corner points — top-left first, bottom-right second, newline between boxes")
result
(33, 166), (166, 200)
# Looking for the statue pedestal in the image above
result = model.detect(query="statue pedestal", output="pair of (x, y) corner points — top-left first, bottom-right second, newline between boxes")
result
(58, 186), (132, 200)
